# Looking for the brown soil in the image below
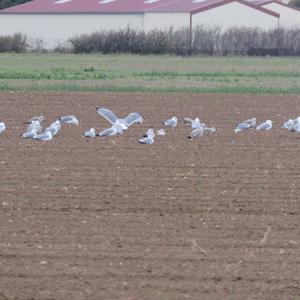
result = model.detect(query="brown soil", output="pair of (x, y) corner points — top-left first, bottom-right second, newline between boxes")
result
(0, 91), (300, 300)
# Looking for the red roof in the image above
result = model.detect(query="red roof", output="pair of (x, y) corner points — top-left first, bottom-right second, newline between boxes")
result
(0, 0), (279, 17)
(0, 0), (177, 13)
(149, 0), (279, 17)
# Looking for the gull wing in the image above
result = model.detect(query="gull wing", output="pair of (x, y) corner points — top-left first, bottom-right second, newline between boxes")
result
(60, 115), (79, 125)
(235, 122), (250, 132)
(204, 126), (216, 133)
(191, 119), (202, 129)
(96, 107), (119, 125)
(257, 122), (271, 131)
(294, 123), (300, 132)
(27, 121), (42, 133)
(123, 112), (143, 127)
(164, 119), (173, 126)
(189, 127), (204, 138)
(25, 115), (45, 124)
(183, 118), (193, 125)
(99, 127), (117, 136)
(138, 136), (153, 144)
(0, 122), (5, 133)
(34, 131), (53, 141)
(244, 117), (256, 127)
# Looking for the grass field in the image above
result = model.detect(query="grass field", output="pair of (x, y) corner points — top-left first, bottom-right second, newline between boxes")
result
(1, 53), (300, 93)
(1, 53), (300, 299)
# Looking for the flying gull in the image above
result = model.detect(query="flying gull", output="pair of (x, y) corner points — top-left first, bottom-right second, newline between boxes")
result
(96, 107), (143, 130)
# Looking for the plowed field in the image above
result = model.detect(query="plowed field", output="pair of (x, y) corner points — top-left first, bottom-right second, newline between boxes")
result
(0, 92), (300, 300)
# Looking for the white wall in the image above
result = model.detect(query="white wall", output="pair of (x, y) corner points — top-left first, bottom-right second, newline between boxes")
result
(0, 5), (282, 49)
(192, 2), (279, 30)
(143, 12), (189, 31)
(262, 3), (300, 27)
(0, 14), (143, 49)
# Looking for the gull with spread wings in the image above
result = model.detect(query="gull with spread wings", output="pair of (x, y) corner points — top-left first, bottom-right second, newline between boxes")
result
(95, 107), (143, 131)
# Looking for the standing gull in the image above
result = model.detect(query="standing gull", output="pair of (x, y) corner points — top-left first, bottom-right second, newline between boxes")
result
(203, 126), (217, 133)
(60, 115), (79, 126)
(184, 117), (216, 135)
(23, 130), (38, 139)
(282, 119), (294, 130)
(191, 118), (202, 129)
(183, 117), (194, 126)
(293, 122), (300, 133)
(44, 120), (61, 136)
(282, 117), (300, 132)
(98, 124), (123, 136)
(0, 122), (6, 134)
(256, 120), (273, 131)
(164, 116), (177, 127)
(188, 126), (204, 139)
(138, 136), (154, 144)
(82, 128), (96, 138)
(244, 117), (256, 127)
(156, 129), (166, 136)
(27, 120), (42, 133)
(22, 120), (42, 139)
(25, 115), (45, 124)
(235, 117), (256, 133)
(34, 131), (53, 141)
(143, 128), (155, 138)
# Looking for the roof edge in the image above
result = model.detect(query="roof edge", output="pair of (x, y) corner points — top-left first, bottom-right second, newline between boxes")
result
(190, 0), (280, 18)
(0, 11), (143, 14)
(261, 0), (300, 12)
(144, 0), (180, 12)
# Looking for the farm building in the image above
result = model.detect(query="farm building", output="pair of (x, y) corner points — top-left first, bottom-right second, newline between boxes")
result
(0, 0), (294, 49)
(253, 0), (300, 27)
(144, 0), (279, 31)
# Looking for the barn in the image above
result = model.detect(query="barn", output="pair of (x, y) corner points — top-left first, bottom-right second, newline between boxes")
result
(144, 0), (279, 31)
(253, 0), (300, 27)
(0, 0), (280, 49)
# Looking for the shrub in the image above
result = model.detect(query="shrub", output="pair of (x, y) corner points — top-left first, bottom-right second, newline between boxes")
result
(289, 0), (300, 8)
(2, 26), (300, 56)
(192, 25), (221, 55)
(0, 33), (27, 52)
(69, 26), (300, 56)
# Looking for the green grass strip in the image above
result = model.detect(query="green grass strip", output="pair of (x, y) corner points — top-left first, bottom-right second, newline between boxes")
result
(133, 70), (300, 78)
(1, 81), (300, 94)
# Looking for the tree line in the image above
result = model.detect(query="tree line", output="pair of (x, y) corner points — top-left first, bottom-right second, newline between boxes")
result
(1, 26), (300, 56)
